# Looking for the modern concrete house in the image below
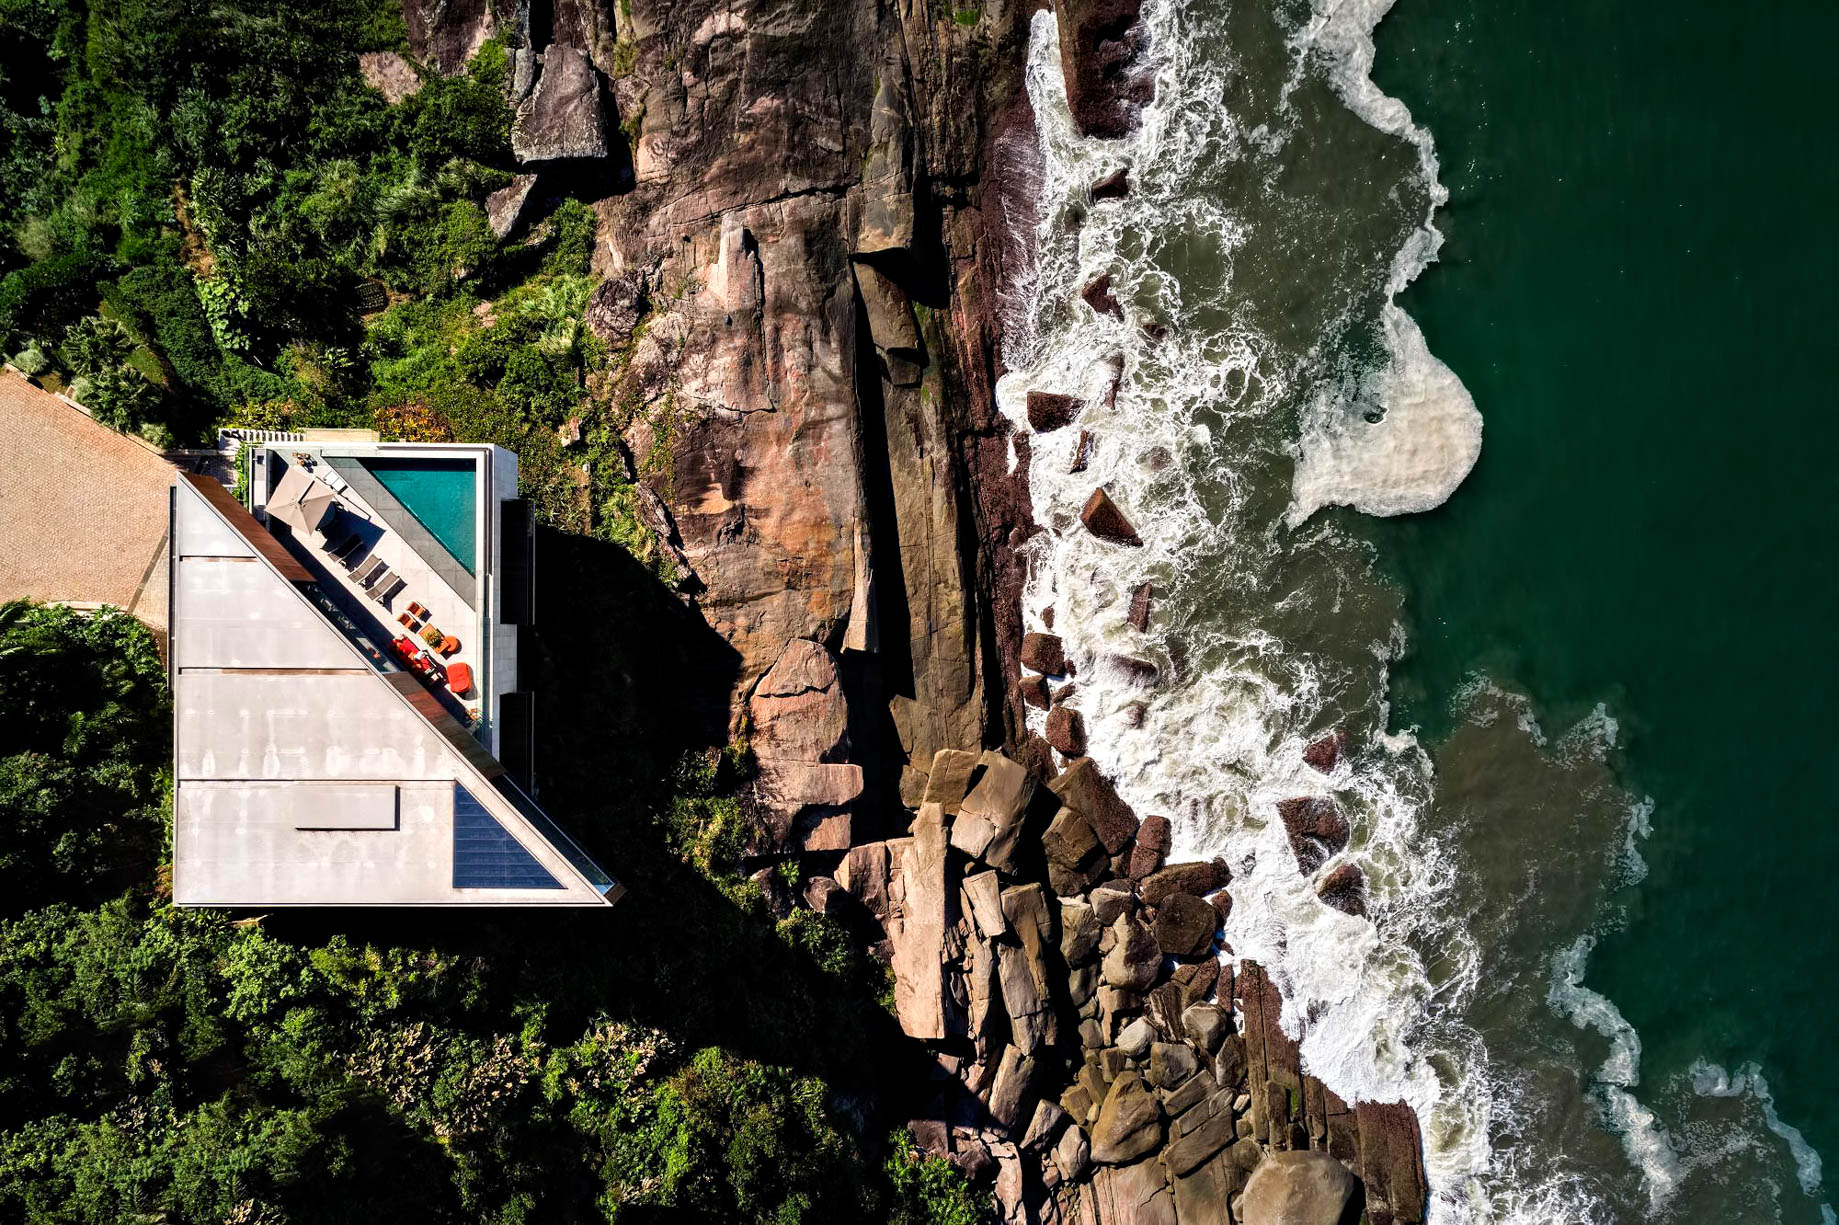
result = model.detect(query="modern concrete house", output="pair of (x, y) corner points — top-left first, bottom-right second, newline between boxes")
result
(168, 441), (620, 907)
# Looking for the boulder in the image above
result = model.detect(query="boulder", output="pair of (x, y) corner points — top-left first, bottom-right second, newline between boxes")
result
(584, 273), (647, 347)
(1027, 391), (1083, 432)
(1278, 797), (1351, 874)
(1316, 863), (1368, 917)
(921, 748), (982, 813)
(1141, 859), (1230, 906)
(747, 865), (794, 920)
(512, 45), (608, 164)
(987, 1045), (1037, 1130)
(1303, 729), (1349, 774)
(1091, 881), (1138, 926)
(1238, 1151), (1360, 1225)
(1117, 1016), (1156, 1060)
(1044, 807), (1102, 870)
(1171, 958), (1220, 1007)
(1129, 814), (1171, 879)
(1183, 1003), (1231, 1054)
(1089, 1073), (1163, 1165)
(1060, 899), (1102, 964)
(1048, 758), (1141, 855)
(1081, 486), (1142, 545)
(1165, 1105), (1238, 1178)
(1091, 168), (1131, 199)
(1102, 913), (1161, 993)
(1152, 893), (1220, 959)
(1021, 632), (1068, 675)
(1214, 1033), (1247, 1095)
(1070, 963), (1100, 1011)
(998, 943), (1056, 1053)
(1053, 1123), (1091, 1182)
(1045, 705), (1087, 756)
(951, 752), (1034, 871)
(1104, 654), (1161, 687)
(1070, 428), (1096, 473)
(1054, 0), (1155, 139)
(1127, 581), (1153, 631)
(962, 871), (1006, 940)
(887, 808), (951, 1039)
(1164, 1068), (1218, 1117)
(1172, 1145), (1244, 1225)
(836, 843), (892, 919)
(802, 875), (847, 916)
(485, 173), (538, 239)
(1018, 674), (1051, 710)
(1082, 273), (1125, 320)
(1022, 1099), (1069, 1150)
(1148, 1041), (1199, 1090)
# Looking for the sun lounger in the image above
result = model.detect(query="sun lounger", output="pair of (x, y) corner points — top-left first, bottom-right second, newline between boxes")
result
(326, 531), (363, 561)
(355, 557), (389, 588)
(371, 573), (405, 605)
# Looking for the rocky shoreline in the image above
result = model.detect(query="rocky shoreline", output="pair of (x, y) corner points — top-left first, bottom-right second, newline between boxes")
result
(397, 0), (1432, 1218)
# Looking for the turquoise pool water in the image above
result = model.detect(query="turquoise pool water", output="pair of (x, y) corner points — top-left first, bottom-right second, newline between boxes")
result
(362, 457), (477, 575)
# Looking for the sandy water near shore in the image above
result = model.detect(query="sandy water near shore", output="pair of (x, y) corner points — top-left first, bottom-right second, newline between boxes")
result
(1000, 0), (1834, 1219)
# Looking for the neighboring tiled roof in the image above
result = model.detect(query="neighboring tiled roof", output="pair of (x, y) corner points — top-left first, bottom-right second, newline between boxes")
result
(0, 370), (176, 629)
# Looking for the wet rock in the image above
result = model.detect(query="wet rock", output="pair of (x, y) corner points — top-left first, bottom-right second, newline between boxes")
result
(921, 748), (981, 814)
(1070, 428), (1096, 473)
(1105, 654), (1161, 687)
(1238, 1151), (1359, 1225)
(1021, 631), (1068, 676)
(1303, 728), (1349, 774)
(1054, 0), (1155, 139)
(1028, 391), (1083, 432)
(1102, 913), (1162, 993)
(1090, 1072), (1163, 1164)
(1277, 797), (1351, 874)
(1082, 273), (1124, 320)
(1355, 1101), (1428, 1224)
(1128, 581), (1154, 631)
(1129, 814), (1171, 879)
(1183, 1002), (1231, 1054)
(1091, 167), (1131, 199)
(1315, 862), (1368, 917)
(512, 45), (608, 164)
(1206, 888), (1234, 926)
(1046, 705), (1088, 756)
(1019, 674), (1051, 710)
(1049, 758), (1142, 854)
(1081, 486), (1142, 545)
(1141, 859), (1231, 906)
(1153, 892), (1220, 959)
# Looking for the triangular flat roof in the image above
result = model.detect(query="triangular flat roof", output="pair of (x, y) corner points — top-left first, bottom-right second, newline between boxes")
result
(169, 473), (620, 907)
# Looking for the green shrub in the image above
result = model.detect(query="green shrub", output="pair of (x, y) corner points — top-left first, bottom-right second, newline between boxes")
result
(59, 315), (133, 376)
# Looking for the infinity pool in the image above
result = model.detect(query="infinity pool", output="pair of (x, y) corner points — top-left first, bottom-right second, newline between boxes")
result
(362, 457), (477, 575)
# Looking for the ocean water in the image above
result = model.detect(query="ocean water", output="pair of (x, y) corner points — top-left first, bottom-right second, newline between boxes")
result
(1004, 0), (1835, 1220)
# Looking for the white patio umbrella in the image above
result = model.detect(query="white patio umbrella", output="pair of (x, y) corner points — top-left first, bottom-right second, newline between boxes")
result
(268, 464), (336, 534)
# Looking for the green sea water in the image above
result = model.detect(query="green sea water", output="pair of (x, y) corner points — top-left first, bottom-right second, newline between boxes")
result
(1367, 0), (1839, 1213)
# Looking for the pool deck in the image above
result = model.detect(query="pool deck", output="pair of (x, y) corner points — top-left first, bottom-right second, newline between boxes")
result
(258, 451), (485, 728)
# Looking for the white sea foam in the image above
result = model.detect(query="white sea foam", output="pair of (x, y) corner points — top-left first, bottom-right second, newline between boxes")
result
(1283, 0), (1482, 524)
(1693, 1060), (1831, 1209)
(1547, 935), (1683, 1210)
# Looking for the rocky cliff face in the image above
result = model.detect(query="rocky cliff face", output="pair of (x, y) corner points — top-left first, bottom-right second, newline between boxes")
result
(402, 0), (1429, 1219)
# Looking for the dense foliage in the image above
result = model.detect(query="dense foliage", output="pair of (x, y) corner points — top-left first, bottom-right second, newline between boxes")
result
(0, 602), (976, 1222)
(0, 0), (658, 552)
